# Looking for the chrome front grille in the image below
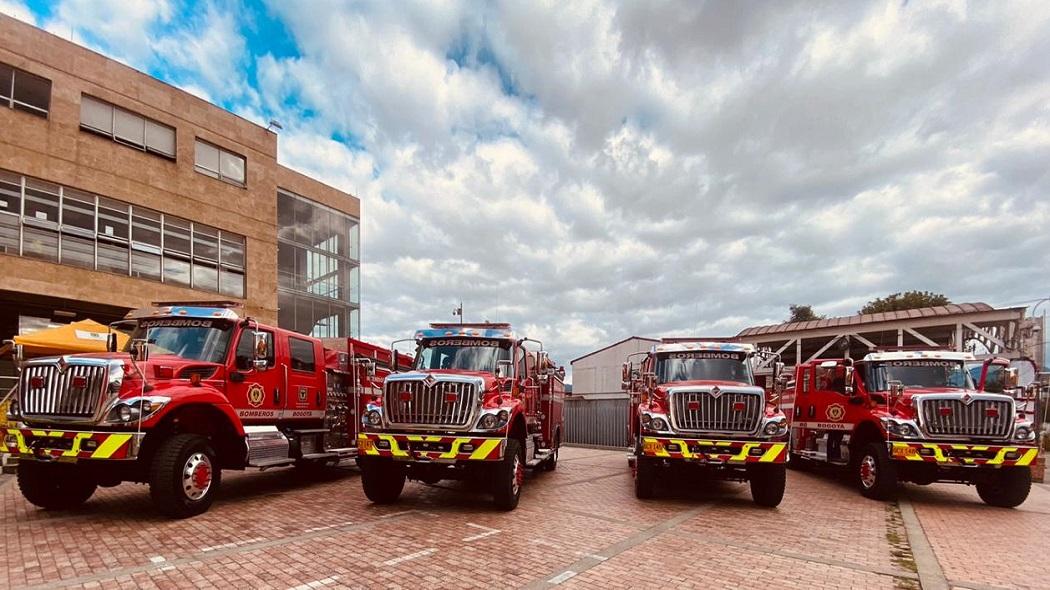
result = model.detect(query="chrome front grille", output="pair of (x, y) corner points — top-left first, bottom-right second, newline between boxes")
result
(920, 397), (1013, 439)
(670, 389), (764, 433)
(384, 378), (478, 428)
(20, 362), (110, 419)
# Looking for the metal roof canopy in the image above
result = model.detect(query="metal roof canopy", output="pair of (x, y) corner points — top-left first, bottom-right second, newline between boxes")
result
(734, 302), (1041, 373)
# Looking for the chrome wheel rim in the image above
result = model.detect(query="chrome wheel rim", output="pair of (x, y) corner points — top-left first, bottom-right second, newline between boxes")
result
(512, 454), (524, 495)
(859, 455), (877, 490)
(183, 452), (213, 500)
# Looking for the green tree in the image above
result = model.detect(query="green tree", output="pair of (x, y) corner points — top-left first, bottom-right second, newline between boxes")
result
(859, 291), (951, 315)
(789, 304), (823, 323)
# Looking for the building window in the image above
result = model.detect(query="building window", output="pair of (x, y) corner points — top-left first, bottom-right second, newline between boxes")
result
(0, 62), (51, 118)
(80, 95), (176, 159)
(0, 167), (248, 298)
(194, 140), (245, 186)
(276, 189), (360, 338)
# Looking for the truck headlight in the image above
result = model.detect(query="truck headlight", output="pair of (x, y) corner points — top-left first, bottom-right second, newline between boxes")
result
(763, 420), (786, 436)
(5, 397), (20, 421)
(1014, 425), (1035, 442)
(882, 418), (919, 439)
(477, 410), (510, 430)
(365, 410), (382, 426)
(105, 397), (167, 424)
(898, 423), (918, 438)
(650, 417), (668, 432)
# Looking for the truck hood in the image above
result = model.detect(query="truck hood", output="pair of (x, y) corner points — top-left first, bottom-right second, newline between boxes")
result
(23, 351), (223, 383)
(386, 369), (493, 389)
(657, 380), (763, 394)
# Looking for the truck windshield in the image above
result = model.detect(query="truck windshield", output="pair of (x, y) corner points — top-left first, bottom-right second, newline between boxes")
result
(414, 339), (510, 373)
(869, 360), (973, 391)
(127, 318), (233, 364)
(656, 353), (753, 384)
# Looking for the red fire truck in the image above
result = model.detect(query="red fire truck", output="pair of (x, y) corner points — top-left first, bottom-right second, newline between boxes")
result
(357, 323), (565, 510)
(625, 340), (790, 506)
(0, 302), (404, 518)
(785, 350), (1040, 506)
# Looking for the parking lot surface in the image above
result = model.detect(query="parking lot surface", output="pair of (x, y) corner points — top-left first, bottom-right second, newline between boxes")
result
(1, 447), (1047, 590)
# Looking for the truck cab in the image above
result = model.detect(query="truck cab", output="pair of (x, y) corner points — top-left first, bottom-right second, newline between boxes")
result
(1, 302), (386, 518)
(626, 340), (790, 506)
(788, 350), (1039, 507)
(356, 323), (565, 510)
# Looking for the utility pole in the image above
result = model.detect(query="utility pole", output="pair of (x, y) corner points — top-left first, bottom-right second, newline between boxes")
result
(453, 302), (463, 325)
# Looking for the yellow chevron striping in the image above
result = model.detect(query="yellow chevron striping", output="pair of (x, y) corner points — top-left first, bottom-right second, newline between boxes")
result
(92, 434), (132, 459)
(470, 439), (502, 460)
(759, 443), (786, 462)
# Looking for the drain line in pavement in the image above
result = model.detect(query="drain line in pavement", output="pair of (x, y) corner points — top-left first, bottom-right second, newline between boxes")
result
(897, 497), (949, 590)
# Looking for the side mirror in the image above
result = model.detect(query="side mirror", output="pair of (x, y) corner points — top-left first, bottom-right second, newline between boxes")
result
(621, 362), (631, 388)
(495, 360), (513, 380)
(888, 379), (905, 401)
(844, 366), (855, 395)
(252, 332), (269, 371)
(130, 339), (150, 363)
(774, 361), (785, 379)
(364, 359), (376, 378)
(643, 371), (656, 388)
(107, 333), (118, 353)
(1004, 368), (1019, 389)
(537, 350), (550, 374)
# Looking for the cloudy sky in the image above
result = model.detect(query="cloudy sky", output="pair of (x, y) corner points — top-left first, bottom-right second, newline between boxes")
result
(4, 1), (1049, 375)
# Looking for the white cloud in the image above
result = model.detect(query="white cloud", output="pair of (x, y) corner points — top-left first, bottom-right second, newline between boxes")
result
(29, 0), (1050, 375)
(0, 0), (35, 24)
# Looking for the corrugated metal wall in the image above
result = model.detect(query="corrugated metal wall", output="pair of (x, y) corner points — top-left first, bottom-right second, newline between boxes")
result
(564, 396), (631, 449)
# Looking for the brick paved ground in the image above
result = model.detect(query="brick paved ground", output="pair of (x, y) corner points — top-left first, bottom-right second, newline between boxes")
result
(0, 448), (1045, 589)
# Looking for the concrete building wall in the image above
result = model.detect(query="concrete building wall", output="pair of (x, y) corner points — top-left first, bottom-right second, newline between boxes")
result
(0, 15), (358, 328)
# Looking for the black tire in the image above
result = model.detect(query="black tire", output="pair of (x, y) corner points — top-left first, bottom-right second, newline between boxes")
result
(634, 455), (657, 499)
(976, 468), (1031, 508)
(360, 459), (405, 504)
(17, 461), (97, 510)
(749, 464), (787, 507)
(787, 452), (809, 471)
(149, 434), (221, 519)
(856, 442), (897, 500)
(493, 438), (524, 510)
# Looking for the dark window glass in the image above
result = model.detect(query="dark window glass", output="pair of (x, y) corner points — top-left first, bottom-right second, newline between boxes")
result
(61, 234), (94, 269)
(219, 267), (244, 298)
(0, 213), (18, 254)
(289, 337), (316, 372)
(0, 63), (12, 101)
(277, 243), (296, 290)
(22, 226), (58, 261)
(331, 214), (349, 257)
(0, 170), (20, 215)
(131, 207), (161, 251)
(62, 188), (95, 234)
(277, 191), (295, 242)
(131, 250), (161, 280)
(194, 141), (220, 177)
(278, 292), (295, 331)
(293, 197), (314, 246)
(113, 108), (145, 147)
(234, 330), (274, 370)
(97, 240), (128, 274)
(192, 261), (218, 292)
(219, 234), (245, 268)
(11, 68), (50, 117)
(163, 216), (191, 255)
(23, 180), (59, 226)
(193, 223), (219, 260)
(97, 197), (129, 240)
(163, 256), (191, 287)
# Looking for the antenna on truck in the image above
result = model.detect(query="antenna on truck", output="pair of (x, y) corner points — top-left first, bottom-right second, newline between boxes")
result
(452, 301), (464, 324)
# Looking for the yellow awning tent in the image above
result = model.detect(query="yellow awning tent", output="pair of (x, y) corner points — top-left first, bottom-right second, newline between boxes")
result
(4, 319), (129, 357)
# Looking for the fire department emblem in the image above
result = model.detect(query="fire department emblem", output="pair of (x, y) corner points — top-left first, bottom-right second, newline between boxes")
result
(961, 393), (973, 405)
(826, 403), (846, 422)
(247, 384), (265, 408)
(710, 386), (723, 399)
(298, 386), (308, 402)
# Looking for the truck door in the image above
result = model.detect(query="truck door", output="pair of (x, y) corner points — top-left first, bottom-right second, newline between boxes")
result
(227, 328), (281, 423)
(284, 336), (325, 421)
(802, 362), (859, 464)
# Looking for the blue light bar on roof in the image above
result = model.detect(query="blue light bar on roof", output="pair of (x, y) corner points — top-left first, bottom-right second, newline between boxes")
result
(415, 327), (516, 340)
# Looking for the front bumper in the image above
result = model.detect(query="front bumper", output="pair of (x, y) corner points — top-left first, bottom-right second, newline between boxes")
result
(2, 427), (144, 462)
(357, 433), (505, 462)
(889, 441), (1039, 467)
(640, 436), (787, 464)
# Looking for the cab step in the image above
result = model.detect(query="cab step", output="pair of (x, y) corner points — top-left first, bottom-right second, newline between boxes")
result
(527, 448), (553, 467)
